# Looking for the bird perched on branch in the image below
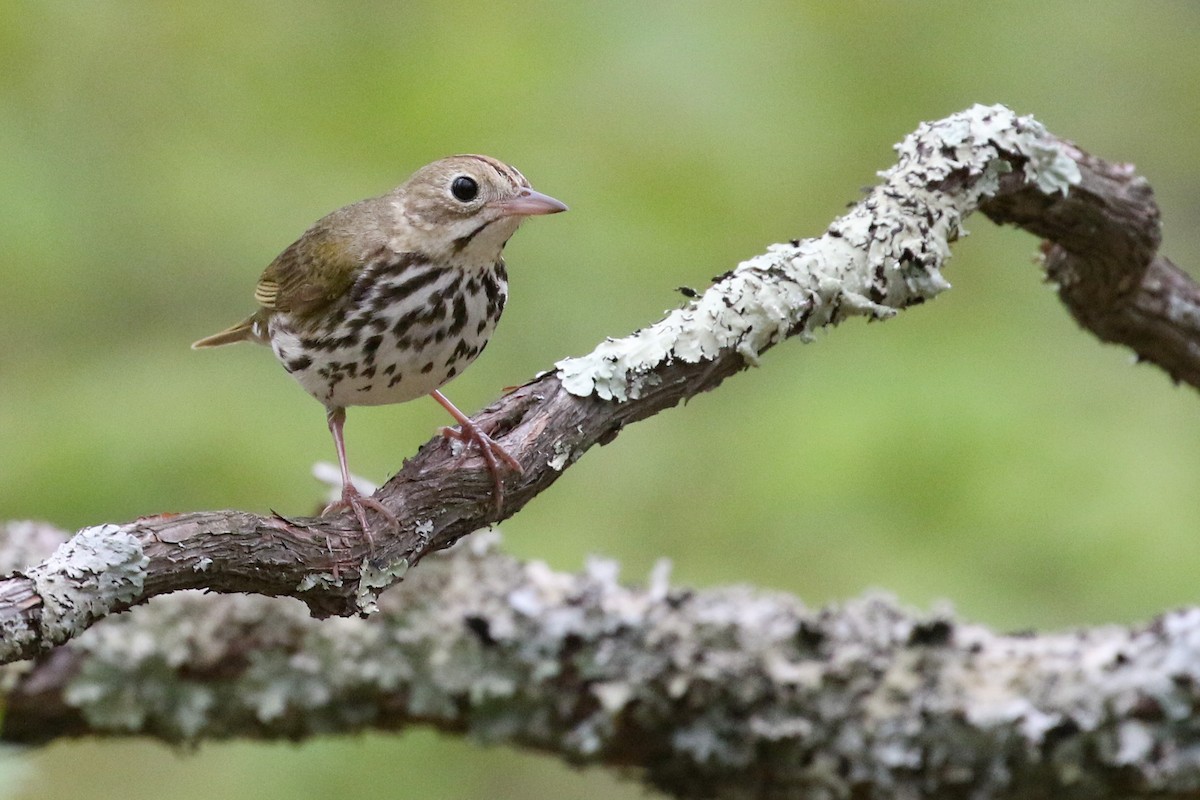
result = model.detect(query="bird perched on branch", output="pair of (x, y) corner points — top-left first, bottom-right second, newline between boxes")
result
(193, 155), (567, 534)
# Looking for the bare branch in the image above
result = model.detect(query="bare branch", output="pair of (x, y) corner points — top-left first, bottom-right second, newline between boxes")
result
(980, 142), (1200, 386)
(0, 104), (1194, 667)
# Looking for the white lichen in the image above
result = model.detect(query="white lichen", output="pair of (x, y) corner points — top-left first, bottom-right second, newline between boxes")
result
(547, 439), (574, 471)
(296, 572), (341, 592)
(26, 524), (148, 646)
(556, 104), (1081, 401)
(355, 556), (409, 614)
(41, 528), (1200, 795)
(414, 519), (434, 548)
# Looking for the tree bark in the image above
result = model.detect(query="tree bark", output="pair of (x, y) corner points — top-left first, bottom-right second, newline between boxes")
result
(1, 104), (1198, 797)
(5, 520), (1200, 799)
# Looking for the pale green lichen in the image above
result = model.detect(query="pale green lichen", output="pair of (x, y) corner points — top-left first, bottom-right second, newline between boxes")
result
(355, 556), (409, 614)
(414, 519), (434, 547)
(548, 440), (574, 471)
(67, 591), (323, 737)
(295, 572), (341, 592)
(26, 524), (148, 647)
(42, 526), (1200, 795)
(556, 104), (1081, 402)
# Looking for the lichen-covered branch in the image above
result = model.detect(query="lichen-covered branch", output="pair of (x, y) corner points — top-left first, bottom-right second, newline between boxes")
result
(0, 104), (1195, 666)
(5, 521), (1200, 800)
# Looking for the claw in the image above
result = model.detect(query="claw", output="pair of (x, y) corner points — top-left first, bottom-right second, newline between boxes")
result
(323, 482), (397, 547)
(431, 390), (522, 513)
(324, 405), (398, 543)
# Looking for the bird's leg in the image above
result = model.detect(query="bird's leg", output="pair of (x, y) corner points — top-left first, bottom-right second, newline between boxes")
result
(322, 406), (398, 541)
(430, 390), (522, 513)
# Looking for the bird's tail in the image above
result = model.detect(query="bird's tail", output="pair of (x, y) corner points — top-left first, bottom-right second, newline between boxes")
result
(191, 316), (262, 349)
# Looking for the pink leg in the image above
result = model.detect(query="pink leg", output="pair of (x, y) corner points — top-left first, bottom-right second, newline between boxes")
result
(322, 406), (398, 541)
(431, 390), (522, 513)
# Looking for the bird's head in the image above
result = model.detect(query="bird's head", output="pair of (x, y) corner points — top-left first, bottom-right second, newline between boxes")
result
(394, 154), (567, 266)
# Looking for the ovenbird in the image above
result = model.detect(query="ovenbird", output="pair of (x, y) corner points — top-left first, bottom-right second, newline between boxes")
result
(193, 155), (567, 532)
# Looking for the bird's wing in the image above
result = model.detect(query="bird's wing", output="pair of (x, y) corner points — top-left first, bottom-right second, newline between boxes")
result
(253, 219), (365, 321)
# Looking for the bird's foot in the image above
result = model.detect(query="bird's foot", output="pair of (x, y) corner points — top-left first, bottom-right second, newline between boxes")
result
(323, 483), (398, 546)
(441, 419), (522, 513)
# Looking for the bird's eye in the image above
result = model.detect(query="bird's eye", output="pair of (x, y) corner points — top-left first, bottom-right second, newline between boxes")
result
(451, 176), (479, 202)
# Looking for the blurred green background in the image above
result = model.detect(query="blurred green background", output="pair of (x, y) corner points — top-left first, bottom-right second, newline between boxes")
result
(2, 1), (1198, 797)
